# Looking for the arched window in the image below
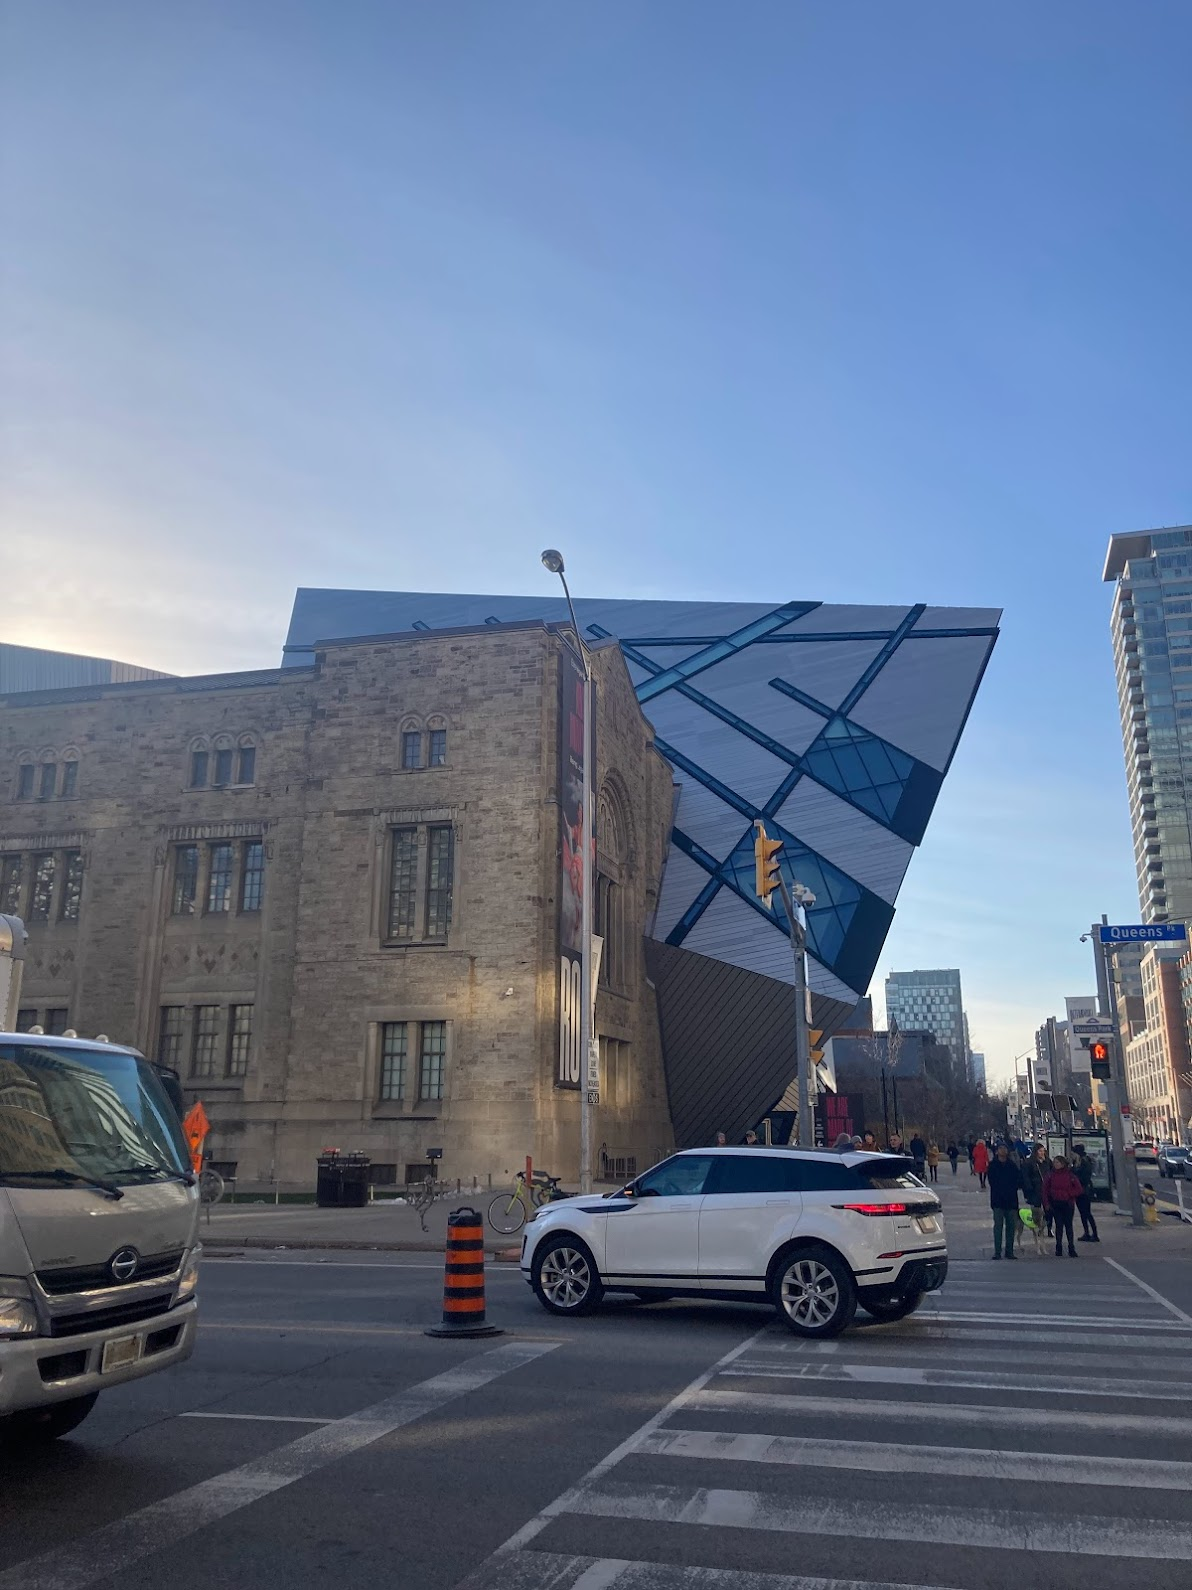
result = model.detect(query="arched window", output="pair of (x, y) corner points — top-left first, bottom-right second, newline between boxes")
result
(36, 749), (57, 803)
(236, 733), (257, 786)
(596, 784), (630, 992)
(188, 737), (210, 789)
(400, 716), (424, 771)
(427, 715), (448, 767)
(60, 747), (80, 799)
(15, 753), (34, 802)
(211, 734), (235, 788)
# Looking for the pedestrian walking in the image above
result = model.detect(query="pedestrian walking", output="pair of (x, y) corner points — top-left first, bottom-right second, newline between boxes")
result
(987, 1144), (1023, 1260)
(1071, 1145), (1100, 1243)
(887, 1132), (907, 1156)
(713, 1131), (727, 1146)
(973, 1139), (990, 1189)
(909, 1133), (928, 1180)
(832, 1132), (853, 1151)
(1044, 1155), (1083, 1258)
(947, 1142), (959, 1175)
(1019, 1143), (1049, 1257)
(743, 1129), (759, 1145)
(967, 1140), (977, 1176)
(861, 1131), (879, 1153)
(927, 1142), (940, 1183)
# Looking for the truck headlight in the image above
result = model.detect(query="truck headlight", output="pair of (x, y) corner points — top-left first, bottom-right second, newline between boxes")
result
(175, 1245), (201, 1302)
(0, 1278), (38, 1338)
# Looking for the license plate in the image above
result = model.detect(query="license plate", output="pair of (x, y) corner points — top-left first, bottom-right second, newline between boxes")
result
(101, 1334), (142, 1372)
(916, 1215), (939, 1234)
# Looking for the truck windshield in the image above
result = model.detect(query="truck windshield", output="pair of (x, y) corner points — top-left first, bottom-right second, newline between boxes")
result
(0, 1042), (190, 1187)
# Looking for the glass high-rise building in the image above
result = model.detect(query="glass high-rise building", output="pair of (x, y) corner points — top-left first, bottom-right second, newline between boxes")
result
(1104, 526), (1192, 923)
(883, 968), (968, 1077)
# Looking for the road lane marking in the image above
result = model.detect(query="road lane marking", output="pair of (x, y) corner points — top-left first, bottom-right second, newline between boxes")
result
(0, 1340), (558, 1590)
(477, 1324), (772, 1565)
(454, 1548), (961, 1590)
(1103, 1256), (1192, 1322)
(199, 1321), (564, 1341)
(720, 1359), (1192, 1399)
(686, 1388), (1192, 1434)
(919, 1311), (1192, 1330)
(204, 1258), (524, 1271)
(751, 1328), (1192, 1352)
(561, 1480), (1192, 1559)
(178, 1411), (333, 1425)
(637, 1428), (1192, 1489)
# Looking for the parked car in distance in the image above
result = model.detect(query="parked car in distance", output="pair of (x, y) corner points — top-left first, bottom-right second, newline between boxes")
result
(1135, 1141), (1159, 1167)
(521, 1146), (948, 1338)
(1158, 1144), (1190, 1178)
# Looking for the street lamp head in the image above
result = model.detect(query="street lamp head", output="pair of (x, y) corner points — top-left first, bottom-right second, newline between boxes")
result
(540, 548), (566, 575)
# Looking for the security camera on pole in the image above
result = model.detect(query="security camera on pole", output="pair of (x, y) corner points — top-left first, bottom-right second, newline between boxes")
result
(754, 820), (816, 1147)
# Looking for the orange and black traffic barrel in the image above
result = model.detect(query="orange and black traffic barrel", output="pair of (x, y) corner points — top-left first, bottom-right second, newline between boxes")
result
(425, 1207), (504, 1338)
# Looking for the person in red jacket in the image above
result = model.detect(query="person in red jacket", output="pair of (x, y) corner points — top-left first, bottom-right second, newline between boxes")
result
(972, 1139), (990, 1189)
(1044, 1156), (1084, 1258)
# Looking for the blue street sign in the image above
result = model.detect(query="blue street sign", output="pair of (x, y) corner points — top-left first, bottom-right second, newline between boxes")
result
(1098, 923), (1189, 944)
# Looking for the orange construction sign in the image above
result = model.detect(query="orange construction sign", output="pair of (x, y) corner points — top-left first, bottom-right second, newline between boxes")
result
(182, 1100), (211, 1174)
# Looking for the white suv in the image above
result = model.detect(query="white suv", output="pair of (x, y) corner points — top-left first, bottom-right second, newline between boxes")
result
(521, 1146), (947, 1337)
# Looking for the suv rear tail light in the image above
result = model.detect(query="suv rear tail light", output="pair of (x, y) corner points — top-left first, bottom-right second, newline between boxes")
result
(836, 1202), (908, 1215)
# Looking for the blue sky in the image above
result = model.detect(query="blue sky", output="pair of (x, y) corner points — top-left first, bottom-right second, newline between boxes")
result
(3, 2), (1190, 1084)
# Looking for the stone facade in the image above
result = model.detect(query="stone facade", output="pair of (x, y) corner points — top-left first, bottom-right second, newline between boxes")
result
(0, 623), (676, 1190)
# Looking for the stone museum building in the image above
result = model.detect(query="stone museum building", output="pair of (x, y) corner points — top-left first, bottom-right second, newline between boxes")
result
(0, 623), (676, 1190)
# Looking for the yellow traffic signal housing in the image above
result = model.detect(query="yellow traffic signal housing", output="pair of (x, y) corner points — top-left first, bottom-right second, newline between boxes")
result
(753, 822), (783, 909)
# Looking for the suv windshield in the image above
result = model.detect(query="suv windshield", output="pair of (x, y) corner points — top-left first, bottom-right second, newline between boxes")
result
(0, 1042), (190, 1187)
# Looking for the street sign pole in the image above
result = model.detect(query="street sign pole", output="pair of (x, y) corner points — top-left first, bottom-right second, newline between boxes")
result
(776, 874), (814, 1148)
(1091, 915), (1144, 1227)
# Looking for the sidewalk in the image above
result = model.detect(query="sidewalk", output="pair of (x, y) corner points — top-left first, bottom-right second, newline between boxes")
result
(200, 1191), (518, 1253)
(930, 1164), (1192, 1261)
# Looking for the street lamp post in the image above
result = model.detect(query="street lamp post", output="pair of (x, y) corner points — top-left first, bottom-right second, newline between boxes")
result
(542, 549), (595, 1194)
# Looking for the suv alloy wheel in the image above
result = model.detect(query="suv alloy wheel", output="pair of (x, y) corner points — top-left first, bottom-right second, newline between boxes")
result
(771, 1244), (857, 1337)
(532, 1236), (604, 1316)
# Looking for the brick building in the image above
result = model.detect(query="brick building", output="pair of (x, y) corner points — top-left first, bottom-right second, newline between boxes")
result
(0, 622), (676, 1190)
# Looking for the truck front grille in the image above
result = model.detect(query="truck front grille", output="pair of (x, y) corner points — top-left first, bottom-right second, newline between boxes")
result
(36, 1251), (184, 1295)
(48, 1295), (175, 1338)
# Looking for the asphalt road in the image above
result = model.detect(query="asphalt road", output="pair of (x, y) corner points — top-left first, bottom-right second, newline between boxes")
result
(4, 1204), (1192, 1590)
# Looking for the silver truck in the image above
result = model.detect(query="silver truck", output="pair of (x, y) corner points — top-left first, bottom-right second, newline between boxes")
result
(1, 915), (199, 1443)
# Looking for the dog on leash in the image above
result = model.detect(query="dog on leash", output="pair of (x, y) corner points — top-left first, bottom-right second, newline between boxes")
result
(1019, 1205), (1047, 1257)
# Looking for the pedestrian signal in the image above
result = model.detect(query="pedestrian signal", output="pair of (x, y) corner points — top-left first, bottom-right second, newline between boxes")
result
(753, 821), (783, 910)
(1089, 1040), (1111, 1081)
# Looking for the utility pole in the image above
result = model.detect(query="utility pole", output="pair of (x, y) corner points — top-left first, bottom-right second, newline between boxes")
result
(755, 821), (816, 1147)
(541, 549), (596, 1193)
(1091, 915), (1144, 1227)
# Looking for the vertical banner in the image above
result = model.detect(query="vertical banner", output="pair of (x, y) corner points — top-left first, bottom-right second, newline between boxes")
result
(557, 646), (587, 1088)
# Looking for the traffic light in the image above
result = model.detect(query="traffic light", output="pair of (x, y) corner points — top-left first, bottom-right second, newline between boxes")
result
(753, 821), (783, 909)
(809, 1029), (825, 1066)
(1089, 1040), (1111, 1081)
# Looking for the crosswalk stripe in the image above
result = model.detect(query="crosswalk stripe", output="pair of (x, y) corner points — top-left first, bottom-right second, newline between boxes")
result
(452, 1548), (962, 1590)
(916, 1311), (1192, 1330)
(721, 1358), (1192, 1399)
(686, 1387), (1192, 1433)
(636, 1428), (1192, 1490)
(880, 1327), (1192, 1349)
(751, 1329), (1192, 1354)
(561, 1480), (1192, 1559)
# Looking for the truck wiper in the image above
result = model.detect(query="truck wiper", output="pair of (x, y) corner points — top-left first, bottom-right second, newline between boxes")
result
(111, 1162), (196, 1186)
(0, 1168), (124, 1200)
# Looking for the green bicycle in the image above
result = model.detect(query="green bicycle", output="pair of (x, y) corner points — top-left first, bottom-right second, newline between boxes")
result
(487, 1170), (567, 1234)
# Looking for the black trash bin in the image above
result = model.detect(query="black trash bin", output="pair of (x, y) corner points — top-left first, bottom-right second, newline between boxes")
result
(316, 1151), (344, 1207)
(338, 1152), (371, 1208)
